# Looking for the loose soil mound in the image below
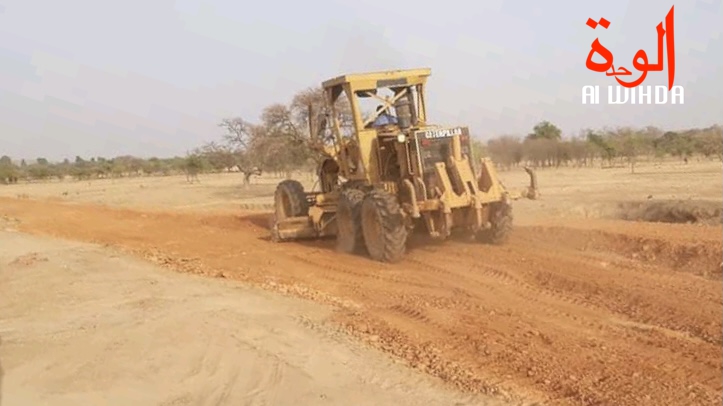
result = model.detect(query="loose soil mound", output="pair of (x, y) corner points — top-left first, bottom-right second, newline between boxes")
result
(523, 223), (722, 279)
(614, 199), (722, 225)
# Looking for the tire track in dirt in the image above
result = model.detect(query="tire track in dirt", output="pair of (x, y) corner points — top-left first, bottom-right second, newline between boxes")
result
(395, 242), (722, 405)
(427, 240), (722, 346)
(2, 197), (721, 406)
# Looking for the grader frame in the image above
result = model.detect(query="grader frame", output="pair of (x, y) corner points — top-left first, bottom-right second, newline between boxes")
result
(270, 68), (536, 262)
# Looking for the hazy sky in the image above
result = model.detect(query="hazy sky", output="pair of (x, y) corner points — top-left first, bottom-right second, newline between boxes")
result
(1, 0), (721, 161)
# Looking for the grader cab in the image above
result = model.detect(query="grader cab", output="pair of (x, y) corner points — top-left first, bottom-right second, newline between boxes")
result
(270, 68), (536, 263)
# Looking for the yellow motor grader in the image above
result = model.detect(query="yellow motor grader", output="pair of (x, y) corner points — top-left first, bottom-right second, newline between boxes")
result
(270, 68), (537, 263)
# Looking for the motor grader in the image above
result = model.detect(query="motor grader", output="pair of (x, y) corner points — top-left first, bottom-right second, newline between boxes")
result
(270, 68), (536, 263)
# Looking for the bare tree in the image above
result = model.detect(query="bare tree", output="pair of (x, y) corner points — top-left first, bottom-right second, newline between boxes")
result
(257, 104), (313, 178)
(184, 154), (203, 183)
(487, 136), (523, 170)
(290, 86), (355, 163)
(218, 117), (266, 184)
(219, 117), (254, 149)
(694, 125), (723, 162)
(567, 136), (594, 167)
(611, 127), (653, 173)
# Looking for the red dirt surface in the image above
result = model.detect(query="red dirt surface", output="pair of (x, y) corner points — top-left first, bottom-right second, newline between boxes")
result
(2, 197), (721, 406)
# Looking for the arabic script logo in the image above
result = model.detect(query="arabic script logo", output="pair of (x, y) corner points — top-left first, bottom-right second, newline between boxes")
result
(585, 5), (676, 90)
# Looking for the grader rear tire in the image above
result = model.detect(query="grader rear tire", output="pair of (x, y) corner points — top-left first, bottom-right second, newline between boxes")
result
(274, 179), (308, 220)
(335, 188), (365, 254)
(361, 189), (407, 263)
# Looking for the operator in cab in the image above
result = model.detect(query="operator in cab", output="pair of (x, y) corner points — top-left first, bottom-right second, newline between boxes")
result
(372, 104), (398, 127)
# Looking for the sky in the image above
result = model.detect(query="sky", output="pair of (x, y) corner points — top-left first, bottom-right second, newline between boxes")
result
(0, 0), (721, 161)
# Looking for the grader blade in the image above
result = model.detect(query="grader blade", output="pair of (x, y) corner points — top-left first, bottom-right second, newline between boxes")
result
(271, 216), (319, 241)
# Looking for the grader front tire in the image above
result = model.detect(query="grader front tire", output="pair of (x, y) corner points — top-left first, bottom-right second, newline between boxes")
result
(361, 190), (408, 263)
(274, 179), (308, 220)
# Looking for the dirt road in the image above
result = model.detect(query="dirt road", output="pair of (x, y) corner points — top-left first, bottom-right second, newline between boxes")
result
(1, 197), (721, 405)
(0, 230), (501, 406)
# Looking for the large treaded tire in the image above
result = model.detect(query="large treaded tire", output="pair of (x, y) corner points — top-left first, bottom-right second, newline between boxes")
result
(479, 202), (513, 244)
(361, 189), (408, 263)
(335, 188), (366, 254)
(274, 179), (308, 220)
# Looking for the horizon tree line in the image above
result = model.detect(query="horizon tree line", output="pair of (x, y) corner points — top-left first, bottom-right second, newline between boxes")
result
(1, 87), (721, 184)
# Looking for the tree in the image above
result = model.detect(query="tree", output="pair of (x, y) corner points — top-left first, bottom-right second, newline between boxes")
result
(257, 103), (313, 176)
(527, 120), (562, 141)
(289, 85), (354, 148)
(655, 131), (694, 160)
(218, 116), (265, 182)
(523, 137), (559, 167)
(197, 141), (237, 172)
(27, 163), (53, 180)
(289, 86), (327, 135)
(586, 130), (616, 166)
(219, 117), (254, 149)
(694, 126), (723, 161)
(567, 136), (594, 167)
(294, 88), (350, 168)
(609, 127), (653, 173)
(518, 121), (564, 168)
(470, 138), (487, 159)
(184, 154), (203, 183)
(0, 155), (19, 184)
(486, 136), (523, 169)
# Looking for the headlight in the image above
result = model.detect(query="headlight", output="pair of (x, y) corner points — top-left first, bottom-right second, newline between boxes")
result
(396, 134), (406, 143)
